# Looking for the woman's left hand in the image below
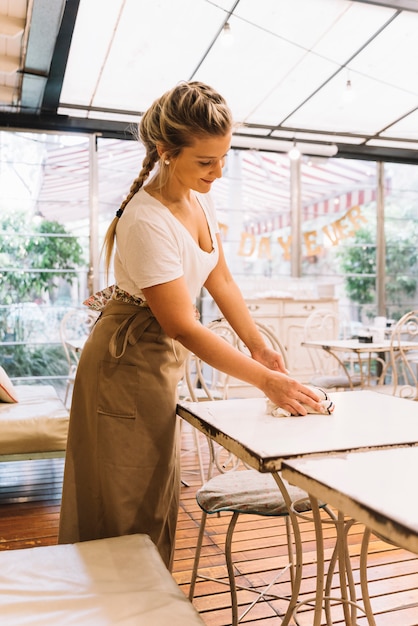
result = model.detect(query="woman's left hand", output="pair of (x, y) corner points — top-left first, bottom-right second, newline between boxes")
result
(252, 346), (288, 375)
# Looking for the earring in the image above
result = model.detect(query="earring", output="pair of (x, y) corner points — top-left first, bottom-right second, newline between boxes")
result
(164, 159), (170, 165)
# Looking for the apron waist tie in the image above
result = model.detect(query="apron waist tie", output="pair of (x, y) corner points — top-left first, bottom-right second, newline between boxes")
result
(108, 311), (155, 359)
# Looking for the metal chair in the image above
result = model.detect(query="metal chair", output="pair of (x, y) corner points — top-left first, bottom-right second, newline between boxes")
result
(303, 308), (362, 390)
(202, 317), (288, 400)
(60, 308), (99, 407)
(189, 470), (332, 626)
(184, 320), (343, 625)
(376, 310), (418, 400)
(181, 318), (289, 478)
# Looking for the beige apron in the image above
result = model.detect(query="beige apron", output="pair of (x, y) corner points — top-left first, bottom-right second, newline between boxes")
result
(58, 299), (188, 570)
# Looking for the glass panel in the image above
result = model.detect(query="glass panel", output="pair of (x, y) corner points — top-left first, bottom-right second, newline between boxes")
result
(2, 129), (418, 388)
(0, 131), (90, 395)
(384, 162), (418, 320)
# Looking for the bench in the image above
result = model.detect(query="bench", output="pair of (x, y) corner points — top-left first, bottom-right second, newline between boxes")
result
(0, 384), (69, 461)
(0, 533), (205, 625)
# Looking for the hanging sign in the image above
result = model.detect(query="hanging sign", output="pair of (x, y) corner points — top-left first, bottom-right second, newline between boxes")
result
(235, 205), (367, 261)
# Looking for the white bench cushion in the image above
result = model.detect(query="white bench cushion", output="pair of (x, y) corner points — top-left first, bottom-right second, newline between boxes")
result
(0, 385), (69, 455)
(0, 534), (204, 625)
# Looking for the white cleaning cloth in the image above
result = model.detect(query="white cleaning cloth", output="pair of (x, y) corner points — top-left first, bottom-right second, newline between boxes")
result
(267, 386), (335, 418)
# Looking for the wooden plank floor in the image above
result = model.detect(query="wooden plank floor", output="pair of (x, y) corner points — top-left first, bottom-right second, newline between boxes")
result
(0, 423), (417, 625)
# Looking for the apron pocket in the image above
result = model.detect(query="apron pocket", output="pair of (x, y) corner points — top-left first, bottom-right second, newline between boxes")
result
(97, 360), (138, 418)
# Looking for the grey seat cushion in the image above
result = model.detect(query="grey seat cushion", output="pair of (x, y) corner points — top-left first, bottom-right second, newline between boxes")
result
(196, 469), (316, 517)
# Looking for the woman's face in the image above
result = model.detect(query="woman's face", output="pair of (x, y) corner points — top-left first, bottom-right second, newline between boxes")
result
(170, 132), (232, 193)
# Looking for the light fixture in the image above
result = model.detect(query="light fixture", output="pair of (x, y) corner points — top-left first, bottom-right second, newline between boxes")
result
(230, 135), (338, 158)
(288, 142), (301, 161)
(221, 22), (233, 47)
(342, 69), (356, 104)
(33, 210), (44, 224)
(342, 78), (355, 104)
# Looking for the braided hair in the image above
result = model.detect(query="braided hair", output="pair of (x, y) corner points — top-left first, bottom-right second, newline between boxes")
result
(102, 81), (233, 274)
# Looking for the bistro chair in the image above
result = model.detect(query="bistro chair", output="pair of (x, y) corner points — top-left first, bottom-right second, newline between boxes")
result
(181, 318), (289, 479)
(204, 317), (289, 401)
(376, 310), (418, 400)
(303, 308), (362, 390)
(60, 308), (99, 407)
(189, 470), (333, 626)
(183, 321), (344, 625)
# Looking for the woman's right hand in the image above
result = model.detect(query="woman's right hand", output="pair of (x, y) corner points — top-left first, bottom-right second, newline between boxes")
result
(263, 371), (325, 416)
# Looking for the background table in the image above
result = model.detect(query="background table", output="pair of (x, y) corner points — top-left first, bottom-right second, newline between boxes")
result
(302, 338), (418, 388)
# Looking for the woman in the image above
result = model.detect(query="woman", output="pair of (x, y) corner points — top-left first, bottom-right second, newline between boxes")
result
(58, 81), (323, 570)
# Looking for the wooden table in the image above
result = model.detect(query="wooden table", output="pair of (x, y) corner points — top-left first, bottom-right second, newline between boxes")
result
(177, 390), (418, 625)
(282, 447), (418, 625)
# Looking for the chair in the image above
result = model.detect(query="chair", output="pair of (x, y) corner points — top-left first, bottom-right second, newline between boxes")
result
(199, 317), (289, 400)
(184, 321), (338, 625)
(376, 310), (418, 400)
(303, 308), (362, 390)
(189, 470), (333, 626)
(60, 308), (99, 407)
(181, 318), (289, 478)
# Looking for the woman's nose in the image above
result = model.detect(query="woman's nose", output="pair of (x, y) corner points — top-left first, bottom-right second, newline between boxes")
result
(212, 159), (224, 178)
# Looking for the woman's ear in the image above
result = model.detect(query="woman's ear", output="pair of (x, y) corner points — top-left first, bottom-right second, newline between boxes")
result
(156, 143), (169, 160)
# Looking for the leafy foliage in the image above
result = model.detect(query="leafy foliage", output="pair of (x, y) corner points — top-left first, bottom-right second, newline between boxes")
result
(0, 344), (67, 378)
(0, 214), (84, 304)
(338, 230), (376, 305)
(338, 225), (418, 313)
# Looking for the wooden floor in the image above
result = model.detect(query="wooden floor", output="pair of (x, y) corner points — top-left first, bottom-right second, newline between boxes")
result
(0, 424), (417, 625)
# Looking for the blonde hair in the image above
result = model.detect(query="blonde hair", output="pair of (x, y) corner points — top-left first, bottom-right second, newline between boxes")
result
(103, 81), (233, 274)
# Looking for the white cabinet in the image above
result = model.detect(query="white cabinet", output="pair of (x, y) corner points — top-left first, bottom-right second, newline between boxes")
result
(244, 297), (339, 382)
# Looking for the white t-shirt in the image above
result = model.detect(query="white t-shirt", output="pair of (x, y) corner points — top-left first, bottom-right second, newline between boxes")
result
(113, 187), (219, 303)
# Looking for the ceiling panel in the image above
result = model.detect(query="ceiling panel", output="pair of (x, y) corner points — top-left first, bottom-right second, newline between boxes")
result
(241, 54), (340, 128)
(60, 0), (230, 112)
(349, 11), (418, 93)
(381, 109), (418, 139)
(235, 0), (394, 63)
(285, 69), (418, 135)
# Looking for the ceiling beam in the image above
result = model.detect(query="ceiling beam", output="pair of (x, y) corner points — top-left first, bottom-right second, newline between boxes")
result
(1, 111), (418, 165)
(352, 0), (418, 12)
(41, 0), (80, 113)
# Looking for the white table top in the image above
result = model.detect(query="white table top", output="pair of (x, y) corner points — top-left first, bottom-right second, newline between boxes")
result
(302, 338), (418, 354)
(281, 447), (418, 554)
(177, 390), (418, 472)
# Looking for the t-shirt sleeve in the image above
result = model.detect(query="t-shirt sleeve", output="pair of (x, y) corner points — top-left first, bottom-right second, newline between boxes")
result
(121, 218), (184, 289)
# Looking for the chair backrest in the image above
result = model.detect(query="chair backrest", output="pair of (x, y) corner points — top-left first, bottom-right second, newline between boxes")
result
(60, 308), (99, 369)
(385, 310), (418, 399)
(211, 318), (289, 399)
(183, 318), (288, 401)
(180, 318), (288, 475)
(303, 308), (346, 378)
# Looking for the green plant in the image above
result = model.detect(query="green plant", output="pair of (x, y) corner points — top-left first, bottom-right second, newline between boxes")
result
(0, 213), (85, 304)
(0, 213), (86, 379)
(338, 229), (376, 306)
(338, 226), (418, 317)
(0, 344), (67, 378)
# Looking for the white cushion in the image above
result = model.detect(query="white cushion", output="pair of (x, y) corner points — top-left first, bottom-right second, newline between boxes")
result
(0, 534), (204, 625)
(0, 366), (18, 403)
(0, 385), (68, 455)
